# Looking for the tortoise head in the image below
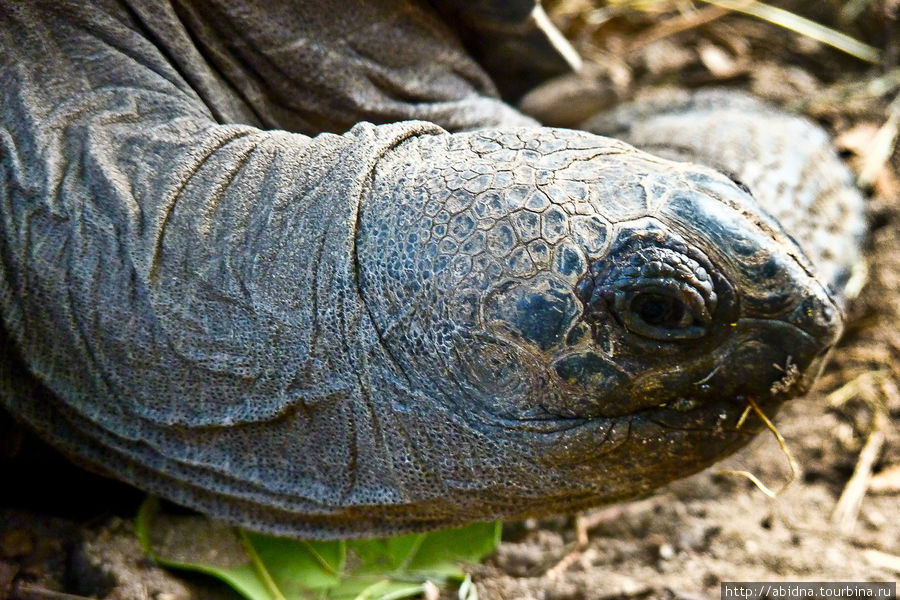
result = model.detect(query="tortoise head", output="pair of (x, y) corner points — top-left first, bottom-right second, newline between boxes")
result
(545, 172), (842, 422)
(358, 128), (843, 519)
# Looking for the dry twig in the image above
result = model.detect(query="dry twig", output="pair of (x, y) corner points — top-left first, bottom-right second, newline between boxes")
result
(830, 379), (894, 534)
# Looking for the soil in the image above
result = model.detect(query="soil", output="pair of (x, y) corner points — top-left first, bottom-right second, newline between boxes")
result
(1, 2), (898, 599)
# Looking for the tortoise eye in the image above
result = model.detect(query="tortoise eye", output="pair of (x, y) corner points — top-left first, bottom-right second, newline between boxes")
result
(632, 293), (688, 327)
(624, 290), (706, 340)
(577, 240), (718, 343)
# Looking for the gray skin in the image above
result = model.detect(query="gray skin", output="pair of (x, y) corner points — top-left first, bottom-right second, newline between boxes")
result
(0, 0), (863, 538)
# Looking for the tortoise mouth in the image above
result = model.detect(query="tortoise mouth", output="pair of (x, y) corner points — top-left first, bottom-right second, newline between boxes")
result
(480, 392), (762, 435)
(514, 390), (779, 496)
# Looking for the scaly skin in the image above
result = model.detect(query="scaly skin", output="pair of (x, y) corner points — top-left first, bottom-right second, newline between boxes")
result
(0, 0), (861, 538)
(583, 89), (866, 294)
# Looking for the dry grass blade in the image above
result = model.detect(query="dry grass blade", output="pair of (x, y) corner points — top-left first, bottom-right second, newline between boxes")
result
(714, 468), (779, 497)
(13, 583), (95, 600)
(699, 0), (881, 63)
(716, 397), (799, 497)
(626, 5), (731, 51)
(868, 463), (900, 493)
(599, 0), (678, 12)
(831, 423), (886, 534)
(863, 549), (900, 573)
(858, 94), (900, 188)
(826, 371), (885, 407)
(746, 396), (799, 492)
(831, 379), (894, 534)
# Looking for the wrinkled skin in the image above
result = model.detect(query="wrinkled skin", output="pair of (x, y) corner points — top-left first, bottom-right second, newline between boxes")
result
(0, 0), (862, 538)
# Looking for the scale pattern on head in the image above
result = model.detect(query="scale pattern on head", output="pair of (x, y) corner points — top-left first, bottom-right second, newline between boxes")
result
(355, 126), (843, 523)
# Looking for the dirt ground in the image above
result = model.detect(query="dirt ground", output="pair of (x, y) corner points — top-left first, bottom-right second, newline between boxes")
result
(1, 2), (898, 599)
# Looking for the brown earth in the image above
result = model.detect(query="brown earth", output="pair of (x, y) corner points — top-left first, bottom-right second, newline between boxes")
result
(1, 2), (898, 599)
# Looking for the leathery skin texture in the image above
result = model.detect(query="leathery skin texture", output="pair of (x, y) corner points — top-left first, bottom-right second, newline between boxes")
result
(0, 0), (864, 538)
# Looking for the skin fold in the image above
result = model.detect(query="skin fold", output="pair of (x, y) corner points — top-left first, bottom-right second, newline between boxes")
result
(0, 0), (863, 538)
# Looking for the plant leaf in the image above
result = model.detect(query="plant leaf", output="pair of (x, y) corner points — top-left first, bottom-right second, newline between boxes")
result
(136, 497), (500, 600)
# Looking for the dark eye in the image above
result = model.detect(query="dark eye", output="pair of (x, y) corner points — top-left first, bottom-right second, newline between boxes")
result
(624, 291), (707, 341)
(632, 293), (688, 327)
(577, 243), (718, 344)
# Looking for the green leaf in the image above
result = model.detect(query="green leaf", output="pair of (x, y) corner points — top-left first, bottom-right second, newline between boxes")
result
(136, 497), (500, 600)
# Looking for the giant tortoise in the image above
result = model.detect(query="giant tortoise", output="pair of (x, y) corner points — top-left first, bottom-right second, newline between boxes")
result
(0, 0), (865, 538)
